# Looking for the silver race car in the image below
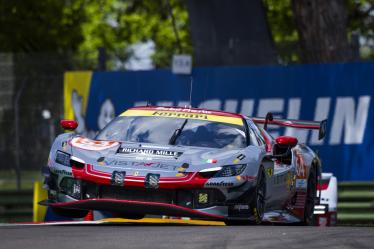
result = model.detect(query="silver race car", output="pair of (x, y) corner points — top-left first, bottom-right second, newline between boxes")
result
(41, 106), (327, 225)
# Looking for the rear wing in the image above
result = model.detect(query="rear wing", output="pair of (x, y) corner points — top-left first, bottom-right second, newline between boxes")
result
(252, 112), (327, 140)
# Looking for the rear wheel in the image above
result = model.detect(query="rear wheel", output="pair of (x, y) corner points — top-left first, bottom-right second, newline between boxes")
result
(225, 167), (266, 226)
(303, 167), (317, 225)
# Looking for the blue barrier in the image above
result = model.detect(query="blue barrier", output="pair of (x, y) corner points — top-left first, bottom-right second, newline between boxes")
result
(67, 62), (374, 181)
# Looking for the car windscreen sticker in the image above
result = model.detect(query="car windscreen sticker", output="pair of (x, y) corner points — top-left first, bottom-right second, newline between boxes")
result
(118, 147), (183, 158)
(120, 109), (243, 126)
(71, 137), (119, 151)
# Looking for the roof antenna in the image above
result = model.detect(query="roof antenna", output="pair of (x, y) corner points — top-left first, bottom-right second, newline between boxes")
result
(189, 76), (193, 108)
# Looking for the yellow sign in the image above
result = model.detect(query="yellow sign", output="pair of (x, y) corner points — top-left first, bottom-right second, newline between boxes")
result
(33, 181), (48, 222)
(121, 109), (243, 126)
(64, 71), (92, 120)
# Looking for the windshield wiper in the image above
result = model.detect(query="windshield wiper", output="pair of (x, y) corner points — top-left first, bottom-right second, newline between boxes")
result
(169, 119), (188, 145)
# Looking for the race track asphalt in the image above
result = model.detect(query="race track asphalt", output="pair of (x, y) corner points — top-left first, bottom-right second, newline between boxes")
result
(1, 224), (373, 249)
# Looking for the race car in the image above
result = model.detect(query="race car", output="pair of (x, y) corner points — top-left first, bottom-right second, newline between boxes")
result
(41, 106), (327, 225)
(314, 173), (338, 226)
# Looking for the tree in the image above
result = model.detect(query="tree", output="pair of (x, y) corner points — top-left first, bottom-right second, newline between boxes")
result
(262, 0), (299, 63)
(0, 0), (192, 68)
(77, 0), (192, 68)
(347, 0), (374, 60)
(291, 0), (353, 63)
(264, 0), (374, 63)
(0, 0), (86, 53)
(186, 0), (277, 66)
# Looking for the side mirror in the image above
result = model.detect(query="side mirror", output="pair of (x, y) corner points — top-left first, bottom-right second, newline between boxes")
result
(60, 119), (78, 131)
(275, 136), (298, 147)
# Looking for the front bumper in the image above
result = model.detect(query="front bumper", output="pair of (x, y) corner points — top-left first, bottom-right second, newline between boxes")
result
(40, 198), (226, 220)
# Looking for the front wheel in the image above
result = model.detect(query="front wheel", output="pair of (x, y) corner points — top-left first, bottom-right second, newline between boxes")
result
(225, 167), (266, 226)
(303, 167), (317, 225)
(250, 166), (266, 224)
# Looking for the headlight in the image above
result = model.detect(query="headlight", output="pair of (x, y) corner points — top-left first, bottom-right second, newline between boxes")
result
(199, 164), (246, 178)
(214, 164), (246, 177)
(55, 150), (70, 166)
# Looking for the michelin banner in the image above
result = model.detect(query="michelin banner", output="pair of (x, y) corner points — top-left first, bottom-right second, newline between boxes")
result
(64, 62), (374, 181)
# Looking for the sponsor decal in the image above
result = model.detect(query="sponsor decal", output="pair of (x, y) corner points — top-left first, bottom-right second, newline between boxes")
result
(50, 169), (72, 176)
(152, 111), (208, 120)
(71, 137), (118, 151)
(111, 171), (125, 186)
(176, 163), (189, 176)
(133, 171), (140, 176)
(236, 175), (255, 181)
(145, 173), (160, 189)
(72, 181), (82, 197)
(99, 158), (130, 167)
(121, 109), (244, 126)
(286, 172), (295, 190)
(118, 147), (183, 158)
(198, 193), (208, 204)
(135, 156), (153, 161)
(175, 172), (187, 177)
(132, 162), (178, 170)
(155, 107), (212, 114)
(295, 152), (307, 178)
(233, 204), (249, 210)
(296, 179), (307, 189)
(97, 159), (179, 171)
(233, 154), (245, 164)
(204, 159), (218, 164)
(206, 181), (234, 187)
(62, 141), (68, 151)
(273, 172), (291, 185)
(97, 157), (105, 165)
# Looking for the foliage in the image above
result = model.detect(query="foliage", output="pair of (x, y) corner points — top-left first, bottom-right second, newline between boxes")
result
(0, 0), (192, 69)
(263, 0), (374, 63)
(347, 0), (374, 59)
(0, 0), (372, 67)
(0, 0), (86, 52)
(263, 0), (300, 64)
(77, 0), (193, 68)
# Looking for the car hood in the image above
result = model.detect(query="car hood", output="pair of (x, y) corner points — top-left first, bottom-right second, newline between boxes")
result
(68, 137), (245, 175)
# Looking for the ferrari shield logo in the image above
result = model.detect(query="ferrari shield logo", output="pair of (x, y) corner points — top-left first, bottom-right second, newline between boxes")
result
(145, 173), (160, 189)
(111, 171), (125, 186)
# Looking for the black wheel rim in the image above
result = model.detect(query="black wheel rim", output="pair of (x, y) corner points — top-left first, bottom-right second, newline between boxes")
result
(305, 171), (316, 224)
(256, 171), (266, 219)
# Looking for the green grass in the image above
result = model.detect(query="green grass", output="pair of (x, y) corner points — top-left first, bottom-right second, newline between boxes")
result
(0, 170), (43, 190)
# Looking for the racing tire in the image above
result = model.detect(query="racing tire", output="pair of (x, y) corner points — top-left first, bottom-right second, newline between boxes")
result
(303, 166), (317, 225)
(225, 166), (266, 226)
(51, 207), (89, 218)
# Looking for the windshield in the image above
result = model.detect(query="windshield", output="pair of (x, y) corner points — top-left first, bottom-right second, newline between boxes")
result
(96, 116), (247, 149)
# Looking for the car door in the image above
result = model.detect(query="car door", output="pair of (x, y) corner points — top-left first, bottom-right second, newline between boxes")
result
(245, 119), (277, 210)
(249, 120), (295, 210)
